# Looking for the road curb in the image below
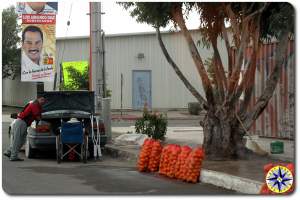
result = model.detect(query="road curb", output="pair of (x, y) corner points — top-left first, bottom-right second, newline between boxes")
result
(104, 144), (263, 194)
(104, 144), (139, 161)
(200, 170), (263, 194)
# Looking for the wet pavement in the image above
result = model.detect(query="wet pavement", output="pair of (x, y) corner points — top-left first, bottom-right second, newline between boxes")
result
(202, 156), (284, 182)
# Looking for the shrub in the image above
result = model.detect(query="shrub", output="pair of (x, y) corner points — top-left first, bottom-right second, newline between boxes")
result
(135, 109), (167, 140)
(188, 102), (201, 115)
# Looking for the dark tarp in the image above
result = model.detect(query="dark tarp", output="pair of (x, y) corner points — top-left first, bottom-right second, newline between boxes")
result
(38, 91), (95, 114)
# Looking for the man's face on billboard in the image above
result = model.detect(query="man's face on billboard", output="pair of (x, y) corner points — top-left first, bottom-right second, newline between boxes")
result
(27, 2), (47, 13)
(22, 31), (43, 64)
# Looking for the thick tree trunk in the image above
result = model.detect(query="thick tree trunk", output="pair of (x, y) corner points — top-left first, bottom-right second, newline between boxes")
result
(202, 108), (249, 160)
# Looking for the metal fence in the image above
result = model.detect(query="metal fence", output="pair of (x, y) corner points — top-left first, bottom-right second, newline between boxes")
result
(242, 40), (295, 139)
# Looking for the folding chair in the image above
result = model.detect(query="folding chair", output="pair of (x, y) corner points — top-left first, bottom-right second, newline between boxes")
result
(56, 121), (88, 163)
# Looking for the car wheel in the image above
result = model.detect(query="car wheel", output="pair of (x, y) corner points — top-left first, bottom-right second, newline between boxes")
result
(25, 138), (36, 158)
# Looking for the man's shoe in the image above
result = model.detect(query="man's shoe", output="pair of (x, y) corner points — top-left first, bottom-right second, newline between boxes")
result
(9, 158), (24, 161)
(3, 152), (11, 158)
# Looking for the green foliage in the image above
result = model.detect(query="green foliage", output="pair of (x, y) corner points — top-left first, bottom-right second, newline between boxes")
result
(135, 109), (168, 140)
(61, 65), (89, 90)
(106, 89), (112, 97)
(2, 6), (21, 79)
(260, 3), (294, 41)
(119, 2), (174, 28)
(204, 57), (216, 86)
(120, 2), (294, 47)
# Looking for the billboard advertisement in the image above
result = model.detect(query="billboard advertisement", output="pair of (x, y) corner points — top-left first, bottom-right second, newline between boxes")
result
(19, 2), (57, 82)
(21, 23), (56, 82)
(17, 2), (58, 15)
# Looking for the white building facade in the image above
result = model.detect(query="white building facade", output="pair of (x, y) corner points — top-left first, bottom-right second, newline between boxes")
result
(3, 30), (228, 109)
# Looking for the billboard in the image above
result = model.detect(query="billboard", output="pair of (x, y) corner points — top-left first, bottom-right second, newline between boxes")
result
(19, 2), (57, 82)
(21, 23), (56, 82)
(17, 2), (58, 15)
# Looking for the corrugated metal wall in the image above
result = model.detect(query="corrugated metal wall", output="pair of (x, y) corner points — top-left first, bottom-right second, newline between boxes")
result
(2, 78), (37, 106)
(104, 31), (221, 109)
(52, 31), (228, 109)
(246, 41), (295, 139)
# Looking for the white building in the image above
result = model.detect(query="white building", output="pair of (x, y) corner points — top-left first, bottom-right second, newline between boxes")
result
(3, 30), (228, 109)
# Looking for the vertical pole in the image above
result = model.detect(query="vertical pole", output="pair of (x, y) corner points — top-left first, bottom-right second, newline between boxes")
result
(121, 73), (123, 116)
(89, 2), (92, 91)
(90, 2), (103, 114)
(53, 72), (57, 91)
(102, 32), (106, 98)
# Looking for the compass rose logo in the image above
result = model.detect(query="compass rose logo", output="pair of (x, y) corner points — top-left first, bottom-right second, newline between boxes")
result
(266, 165), (293, 193)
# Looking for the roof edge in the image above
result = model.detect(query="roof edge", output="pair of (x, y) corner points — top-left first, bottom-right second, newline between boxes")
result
(56, 29), (201, 41)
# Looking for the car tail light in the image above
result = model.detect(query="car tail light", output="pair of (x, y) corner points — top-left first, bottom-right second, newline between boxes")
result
(36, 124), (50, 133)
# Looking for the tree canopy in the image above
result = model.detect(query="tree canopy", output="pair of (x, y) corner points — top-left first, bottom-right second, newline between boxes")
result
(2, 6), (21, 79)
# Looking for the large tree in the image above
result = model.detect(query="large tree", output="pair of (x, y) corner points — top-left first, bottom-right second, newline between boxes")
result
(120, 2), (294, 160)
(2, 6), (21, 79)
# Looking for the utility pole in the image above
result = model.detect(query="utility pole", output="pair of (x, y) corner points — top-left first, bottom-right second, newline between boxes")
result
(90, 2), (111, 141)
(90, 2), (104, 114)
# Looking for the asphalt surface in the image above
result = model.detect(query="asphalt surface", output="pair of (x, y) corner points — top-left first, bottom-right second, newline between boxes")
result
(2, 120), (236, 195)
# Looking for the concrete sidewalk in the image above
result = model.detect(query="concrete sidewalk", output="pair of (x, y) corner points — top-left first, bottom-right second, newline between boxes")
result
(107, 126), (295, 194)
(111, 110), (203, 121)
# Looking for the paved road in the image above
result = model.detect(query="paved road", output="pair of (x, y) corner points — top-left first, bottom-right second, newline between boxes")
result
(2, 121), (236, 195)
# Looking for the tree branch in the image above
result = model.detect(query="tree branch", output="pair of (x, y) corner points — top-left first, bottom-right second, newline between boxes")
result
(244, 3), (269, 22)
(211, 39), (228, 92)
(241, 31), (290, 130)
(225, 4), (241, 48)
(230, 15), (261, 108)
(155, 27), (208, 109)
(239, 18), (261, 112)
(227, 21), (249, 98)
(171, 4), (215, 107)
(221, 24), (232, 78)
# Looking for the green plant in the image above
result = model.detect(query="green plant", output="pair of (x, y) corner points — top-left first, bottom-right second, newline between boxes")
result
(135, 109), (167, 140)
(106, 89), (112, 97)
(61, 65), (89, 90)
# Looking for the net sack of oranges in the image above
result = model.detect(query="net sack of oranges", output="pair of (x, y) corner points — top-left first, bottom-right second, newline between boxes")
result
(137, 138), (154, 172)
(175, 145), (192, 180)
(181, 147), (205, 183)
(166, 144), (181, 178)
(148, 139), (163, 172)
(158, 144), (172, 175)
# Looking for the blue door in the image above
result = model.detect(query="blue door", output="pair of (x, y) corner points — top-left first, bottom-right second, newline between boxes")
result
(132, 70), (151, 109)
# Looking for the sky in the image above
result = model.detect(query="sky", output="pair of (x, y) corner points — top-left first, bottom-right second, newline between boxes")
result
(0, 0), (200, 38)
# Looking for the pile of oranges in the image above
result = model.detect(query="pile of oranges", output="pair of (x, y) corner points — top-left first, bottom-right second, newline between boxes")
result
(137, 138), (153, 172)
(137, 139), (205, 183)
(148, 140), (163, 172)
